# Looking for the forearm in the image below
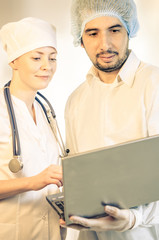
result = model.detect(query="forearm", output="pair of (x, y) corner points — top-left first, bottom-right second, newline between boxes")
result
(0, 164), (63, 199)
(0, 177), (34, 199)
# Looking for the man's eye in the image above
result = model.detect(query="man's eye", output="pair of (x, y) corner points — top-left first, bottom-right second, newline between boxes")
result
(111, 29), (120, 33)
(89, 32), (97, 36)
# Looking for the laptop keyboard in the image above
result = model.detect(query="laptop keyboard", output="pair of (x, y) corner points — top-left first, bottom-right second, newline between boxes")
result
(54, 200), (64, 212)
(46, 192), (65, 220)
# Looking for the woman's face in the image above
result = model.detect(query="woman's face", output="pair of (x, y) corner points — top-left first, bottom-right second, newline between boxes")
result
(10, 46), (57, 92)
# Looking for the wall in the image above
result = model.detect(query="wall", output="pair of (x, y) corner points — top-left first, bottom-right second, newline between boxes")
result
(0, 1), (159, 238)
(0, 0), (159, 137)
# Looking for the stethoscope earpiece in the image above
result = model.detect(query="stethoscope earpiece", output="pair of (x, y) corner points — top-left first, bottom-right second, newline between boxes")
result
(8, 156), (23, 173)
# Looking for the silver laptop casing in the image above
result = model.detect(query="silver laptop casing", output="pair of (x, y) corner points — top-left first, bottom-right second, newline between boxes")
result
(62, 135), (159, 225)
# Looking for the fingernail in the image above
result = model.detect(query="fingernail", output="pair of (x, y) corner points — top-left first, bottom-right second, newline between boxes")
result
(105, 206), (113, 211)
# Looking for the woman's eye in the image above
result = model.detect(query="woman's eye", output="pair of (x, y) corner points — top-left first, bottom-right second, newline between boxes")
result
(50, 58), (57, 62)
(32, 57), (40, 61)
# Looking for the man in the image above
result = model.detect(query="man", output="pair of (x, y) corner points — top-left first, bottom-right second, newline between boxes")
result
(64, 0), (159, 239)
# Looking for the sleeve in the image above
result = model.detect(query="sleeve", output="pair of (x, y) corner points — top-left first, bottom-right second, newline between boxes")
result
(131, 202), (159, 229)
(146, 75), (159, 135)
(131, 70), (159, 229)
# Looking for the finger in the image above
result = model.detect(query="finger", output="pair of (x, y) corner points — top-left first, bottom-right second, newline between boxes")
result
(61, 217), (89, 230)
(60, 219), (66, 225)
(70, 216), (92, 228)
(70, 215), (109, 231)
(50, 173), (63, 180)
(57, 180), (62, 187)
(52, 179), (62, 187)
(104, 206), (125, 220)
(50, 164), (62, 173)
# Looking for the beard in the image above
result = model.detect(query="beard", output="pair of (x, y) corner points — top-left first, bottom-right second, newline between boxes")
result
(94, 49), (129, 73)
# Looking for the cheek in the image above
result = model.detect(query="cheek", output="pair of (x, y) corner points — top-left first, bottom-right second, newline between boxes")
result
(85, 44), (97, 59)
(118, 37), (128, 55)
(82, 37), (98, 55)
(18, 66), (36, 79)
(51, 63), (57, 73)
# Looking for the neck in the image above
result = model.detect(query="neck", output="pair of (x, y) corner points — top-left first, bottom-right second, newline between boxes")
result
(9, 78), (37, 123)
(96, 68), (120, 84)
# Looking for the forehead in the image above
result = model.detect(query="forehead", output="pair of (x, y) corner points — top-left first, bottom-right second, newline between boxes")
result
(30, 46), (57, 54)
(20, 47), (57, 57)
(15, 46), (57, 62)
(84, 16), (124, 31)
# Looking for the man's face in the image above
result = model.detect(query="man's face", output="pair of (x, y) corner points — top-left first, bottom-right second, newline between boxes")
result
(81, 16), (129, 73)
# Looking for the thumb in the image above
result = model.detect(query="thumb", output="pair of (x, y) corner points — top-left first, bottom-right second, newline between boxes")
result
(104, 206), (124, 219)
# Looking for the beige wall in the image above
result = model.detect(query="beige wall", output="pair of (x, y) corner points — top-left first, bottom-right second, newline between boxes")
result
(0, 0), (159, 117)
(0, 0), (159, 159)
(130, 0), (159, 66)
(1, 0), (159, 137)
(0, 1), (159, 239)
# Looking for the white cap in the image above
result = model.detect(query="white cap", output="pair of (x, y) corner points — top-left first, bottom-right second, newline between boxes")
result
(0, 17), (57, 63)
(71, 0), (139, 47)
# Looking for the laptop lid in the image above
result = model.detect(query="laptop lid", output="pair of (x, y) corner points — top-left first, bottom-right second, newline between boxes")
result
(62, 135), (159, 225)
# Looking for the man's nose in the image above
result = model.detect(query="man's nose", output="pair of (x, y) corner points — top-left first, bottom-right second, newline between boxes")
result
(99, 32), (111, 51)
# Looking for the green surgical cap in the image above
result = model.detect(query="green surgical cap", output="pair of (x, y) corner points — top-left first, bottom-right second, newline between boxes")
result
(71, 0), (139, 46)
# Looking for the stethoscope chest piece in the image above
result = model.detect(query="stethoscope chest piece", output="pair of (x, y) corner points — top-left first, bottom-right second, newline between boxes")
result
(9, 156), (23, 173)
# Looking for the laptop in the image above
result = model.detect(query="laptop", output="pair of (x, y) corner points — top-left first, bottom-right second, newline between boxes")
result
(46, 135), (159, 225)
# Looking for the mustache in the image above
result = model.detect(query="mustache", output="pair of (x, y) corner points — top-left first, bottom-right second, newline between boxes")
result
(96, 50), (119, 58)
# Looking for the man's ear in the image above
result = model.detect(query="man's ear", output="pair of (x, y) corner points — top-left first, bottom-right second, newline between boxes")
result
(81, 43), (84, 48)
(81, 38), (84, 48)
(9, 60), (18, 70)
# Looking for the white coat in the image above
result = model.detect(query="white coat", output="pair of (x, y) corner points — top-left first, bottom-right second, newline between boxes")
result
(0, 89), (61, 240)
(65, 51), (159, 240)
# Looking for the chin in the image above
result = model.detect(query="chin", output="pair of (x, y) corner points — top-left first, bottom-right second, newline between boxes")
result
(38, 80), (51, 90)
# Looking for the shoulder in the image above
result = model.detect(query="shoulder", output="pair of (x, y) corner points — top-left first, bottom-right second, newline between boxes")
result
(137, 62), (159, 80)
(0, 88), (10, 137)
(139, 61), (159, 72)
(0, 88), (8, 112)
(136, 62), (159, 93)
(126, 51), (159, 87)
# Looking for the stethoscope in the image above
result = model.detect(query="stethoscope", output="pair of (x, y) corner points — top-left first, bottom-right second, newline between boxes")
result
(3, 81), (69, 173)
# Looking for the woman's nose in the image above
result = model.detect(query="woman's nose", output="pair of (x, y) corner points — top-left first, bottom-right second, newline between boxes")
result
(41, 59), (51, 70)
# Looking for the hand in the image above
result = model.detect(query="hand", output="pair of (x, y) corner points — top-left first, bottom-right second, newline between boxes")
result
(69, 205), (136, 232)
(29, 164), (63, 190)
(60, 218), (90, 231)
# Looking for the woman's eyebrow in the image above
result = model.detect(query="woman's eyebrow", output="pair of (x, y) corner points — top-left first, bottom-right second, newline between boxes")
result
(34, 51), (57, 55)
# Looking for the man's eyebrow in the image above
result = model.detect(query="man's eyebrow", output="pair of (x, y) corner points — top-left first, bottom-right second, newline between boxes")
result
(85, 24), (123, 33)
(85, 28), (99, 33)
(108, 24), (123, 29)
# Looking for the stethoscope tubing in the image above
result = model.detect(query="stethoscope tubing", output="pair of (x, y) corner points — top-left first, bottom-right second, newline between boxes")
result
(3, 81), (69, 173)
(4, 82), (21, 156)
(35, 92), (68, 157)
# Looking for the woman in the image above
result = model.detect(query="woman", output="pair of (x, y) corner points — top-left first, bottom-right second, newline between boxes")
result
(0, 17), (65, 240)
